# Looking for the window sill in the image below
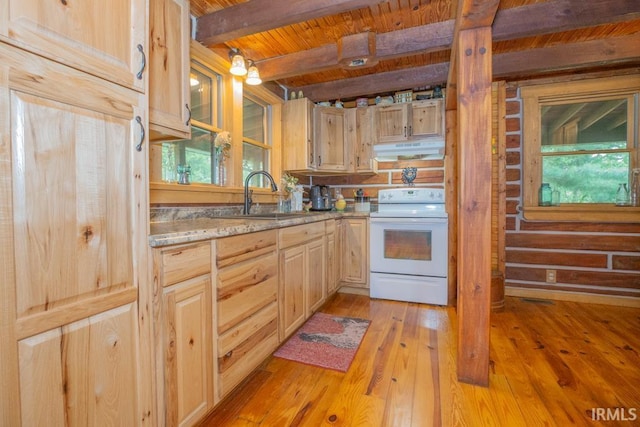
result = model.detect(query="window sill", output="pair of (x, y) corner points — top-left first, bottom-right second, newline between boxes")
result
(522, 204), (640, 222)
(150, 182), (279, 205)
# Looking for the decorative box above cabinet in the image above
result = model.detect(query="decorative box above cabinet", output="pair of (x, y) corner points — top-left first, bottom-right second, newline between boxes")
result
(149, 0), (191, 141)
(283, 98), (316, 171)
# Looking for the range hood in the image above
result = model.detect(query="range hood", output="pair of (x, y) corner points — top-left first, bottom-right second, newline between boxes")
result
(373, 139), (445, 161)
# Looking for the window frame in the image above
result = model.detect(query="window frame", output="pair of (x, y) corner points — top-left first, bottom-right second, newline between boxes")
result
(149, 40), (284, 205)
(521, 75), (640, 222)
(241, 93), (273, 187)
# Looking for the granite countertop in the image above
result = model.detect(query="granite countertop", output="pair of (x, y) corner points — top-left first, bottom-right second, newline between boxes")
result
(149, 210), (370, 248)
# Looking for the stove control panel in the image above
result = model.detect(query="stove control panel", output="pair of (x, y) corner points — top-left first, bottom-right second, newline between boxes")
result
(378, 188), (445, 204)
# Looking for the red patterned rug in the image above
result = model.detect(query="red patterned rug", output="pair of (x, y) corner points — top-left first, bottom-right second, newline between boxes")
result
(274, 312), (371, 372)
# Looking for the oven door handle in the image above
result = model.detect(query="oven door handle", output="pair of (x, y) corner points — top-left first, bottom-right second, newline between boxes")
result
(370, 217), (448, 224)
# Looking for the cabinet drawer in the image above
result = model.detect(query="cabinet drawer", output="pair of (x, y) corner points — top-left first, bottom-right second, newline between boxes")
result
(278, 221), (325, 249)
(216, 229), (277, 268)
(159, 242), (211, 287)
(218, 302), (278, 361)
(217, 251), (278, 333)
(325, 219), (336, 234)
(219, 324), (278, 397)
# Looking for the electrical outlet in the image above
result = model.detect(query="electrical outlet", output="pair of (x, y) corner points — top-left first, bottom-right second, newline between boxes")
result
(546, 269), (556, 283)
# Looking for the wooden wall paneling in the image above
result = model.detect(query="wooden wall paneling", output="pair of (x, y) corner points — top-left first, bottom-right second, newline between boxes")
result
(456, 26), (493, 387)
(506, 267), (640, 291)
(506, 233), (640, 252)
(491, 81), (507, 311)
(445, 108), (458, 306)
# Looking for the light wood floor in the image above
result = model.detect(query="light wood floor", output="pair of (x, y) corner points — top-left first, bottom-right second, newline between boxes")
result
(200, 293), (640, 426)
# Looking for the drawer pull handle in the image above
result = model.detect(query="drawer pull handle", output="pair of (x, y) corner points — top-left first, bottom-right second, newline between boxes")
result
(185, 104), (191, 126)
(135, 116), (145, 152)
(136, 44), (146, 80)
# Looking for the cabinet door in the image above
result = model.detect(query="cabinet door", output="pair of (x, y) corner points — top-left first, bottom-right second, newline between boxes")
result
(18, 304), (140, 426)
(282, 98), (315, 171)
(355, 107), (377, 173)
(149, 0), (191, 140)
(279, 245), (306, 341)
(0, 45), (149, 424)
(163, 277), (213, 427)
(306, 239), (326, 314)
(376, 103), (410, 143)
(326, 230), (338, 295)
(1, 0), (147, 92)
(341, 218), (369, 287)
(314, 106), (349, 171)
(412, 99), (444, 138)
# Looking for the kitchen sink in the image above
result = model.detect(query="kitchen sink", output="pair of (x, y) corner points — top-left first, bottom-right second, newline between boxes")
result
(216, 213), (310, 220)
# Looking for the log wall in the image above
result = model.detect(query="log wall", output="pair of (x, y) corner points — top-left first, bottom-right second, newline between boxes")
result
(503, 83), (640, 304)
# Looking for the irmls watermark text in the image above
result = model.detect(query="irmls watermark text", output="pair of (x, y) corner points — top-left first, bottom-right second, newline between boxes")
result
(591, 407), (637, 421)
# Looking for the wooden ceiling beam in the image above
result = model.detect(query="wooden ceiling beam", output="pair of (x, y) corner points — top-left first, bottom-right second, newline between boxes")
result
(195, 0), (378, 46)
(299, 62), (450, 102)
(248, 0), (639, 95)
(297, 32), (640, 102)
(492, 0), (640, 40)
(492, 33), (640, 78)
(257, 21), (454, 81)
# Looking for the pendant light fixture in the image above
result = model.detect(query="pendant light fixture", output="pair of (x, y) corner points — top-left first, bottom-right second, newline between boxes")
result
(245, 60), (262, 85)
(228, 48), (247, 76)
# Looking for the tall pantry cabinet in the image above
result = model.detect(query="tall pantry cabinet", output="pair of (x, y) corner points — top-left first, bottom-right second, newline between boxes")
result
(0, 1), (154, 426)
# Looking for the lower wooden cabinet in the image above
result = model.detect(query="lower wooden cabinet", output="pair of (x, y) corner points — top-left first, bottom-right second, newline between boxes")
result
(215, 230), (279, 398)
(154, 241), (214, 427)
(326, 219), (339, 295)
(163, 276), (213, 426)
(278, 221), (327, 341)
(340, 218), (369, 288)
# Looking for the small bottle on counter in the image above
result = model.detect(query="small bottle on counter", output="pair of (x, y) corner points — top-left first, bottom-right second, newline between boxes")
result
(615, 183), (630, 206)
(538, 183), (552, 206)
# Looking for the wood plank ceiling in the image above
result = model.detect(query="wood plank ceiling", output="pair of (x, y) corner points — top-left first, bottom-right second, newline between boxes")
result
(190, 0), (640, 102)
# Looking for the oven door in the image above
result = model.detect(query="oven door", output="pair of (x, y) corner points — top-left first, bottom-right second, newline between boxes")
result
(370, 217), (448, 277)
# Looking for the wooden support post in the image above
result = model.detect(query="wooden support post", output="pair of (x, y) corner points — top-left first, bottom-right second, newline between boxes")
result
(456, 26), (493, 386)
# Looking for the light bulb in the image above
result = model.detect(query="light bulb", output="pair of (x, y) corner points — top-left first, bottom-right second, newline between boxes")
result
(246, 62), (262, 85)
(229, 53), (247, 76)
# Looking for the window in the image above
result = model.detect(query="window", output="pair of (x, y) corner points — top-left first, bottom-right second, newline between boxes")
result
(521, 75), (639, 220)
(242, 94), (272, 187)
(161, 61), (224, 185)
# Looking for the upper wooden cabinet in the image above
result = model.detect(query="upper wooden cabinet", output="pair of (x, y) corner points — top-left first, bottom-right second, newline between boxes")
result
(282, 102), (377, 174)
(376, 99), (444, 143)
(314, 106), (351, 172)
(353, 107), (378, 173)
(411, 99), (444, 139)
(0, 0), (147, 92)
(282, 97), (316, 171)
(149, 0), (191, 141)
(376, 103), (411, 143)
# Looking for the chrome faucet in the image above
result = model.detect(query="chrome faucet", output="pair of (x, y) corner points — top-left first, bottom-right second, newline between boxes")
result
(244, 170), (278, 214)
